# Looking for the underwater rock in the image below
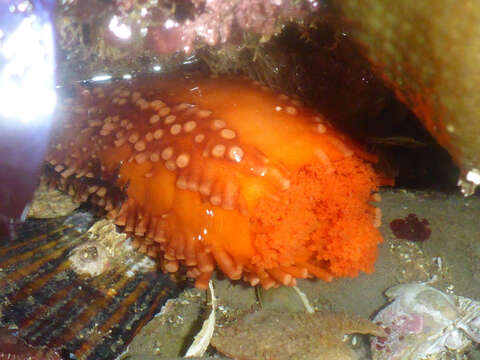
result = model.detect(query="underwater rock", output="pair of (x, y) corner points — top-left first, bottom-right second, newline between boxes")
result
(27, 178), (81, 219)
(336, 0), (480, 194)
(211, 309), (385, 360)
(371, 283), (480, 360)
(54, 0), (315, 81)
(122, 288), (205, 359)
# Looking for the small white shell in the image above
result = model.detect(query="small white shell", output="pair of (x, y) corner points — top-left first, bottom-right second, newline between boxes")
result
(69, 241), (110, 277)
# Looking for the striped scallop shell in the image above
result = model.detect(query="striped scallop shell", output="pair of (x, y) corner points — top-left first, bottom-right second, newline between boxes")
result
(0, 211), (183, 360)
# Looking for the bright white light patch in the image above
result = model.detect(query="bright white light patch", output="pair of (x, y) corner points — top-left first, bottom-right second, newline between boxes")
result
(164, 19), (179, 29)
(17, 0), (31, 12)
(0, 15), (56, 123)
(123, 73), (132, 80)
(108, 16), (131, 40)
(466, 169), (480, 185)
(153, 65), (161, 72)
(91, 74), (112, 82)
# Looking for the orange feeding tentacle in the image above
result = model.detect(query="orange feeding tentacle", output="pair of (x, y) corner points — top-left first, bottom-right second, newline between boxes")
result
(47, 74), (387, 289)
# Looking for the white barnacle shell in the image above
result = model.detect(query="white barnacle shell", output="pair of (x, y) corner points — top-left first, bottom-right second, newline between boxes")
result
(371, 283), (480, 360)
(69, 241), (110, 277)
(68, 219), (127, 277)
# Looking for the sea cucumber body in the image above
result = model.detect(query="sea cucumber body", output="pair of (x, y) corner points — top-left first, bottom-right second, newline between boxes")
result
(47, 74), (385, 289)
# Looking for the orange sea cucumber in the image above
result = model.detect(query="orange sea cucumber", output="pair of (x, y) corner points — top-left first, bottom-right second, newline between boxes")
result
(46, 74), (388, 289)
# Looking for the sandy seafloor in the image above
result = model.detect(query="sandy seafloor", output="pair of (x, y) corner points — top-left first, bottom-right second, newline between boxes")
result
(121, 188), (480, 360)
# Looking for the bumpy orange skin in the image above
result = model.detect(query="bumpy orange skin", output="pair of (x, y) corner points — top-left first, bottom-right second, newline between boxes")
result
(47, 74), (385, 289)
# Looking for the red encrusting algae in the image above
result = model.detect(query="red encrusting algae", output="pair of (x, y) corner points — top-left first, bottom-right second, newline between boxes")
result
(390, 213), (431, 242)
(46, 74), (389, 289)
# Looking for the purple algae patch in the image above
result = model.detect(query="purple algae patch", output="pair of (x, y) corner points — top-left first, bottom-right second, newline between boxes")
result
(390, 213), (431, 242)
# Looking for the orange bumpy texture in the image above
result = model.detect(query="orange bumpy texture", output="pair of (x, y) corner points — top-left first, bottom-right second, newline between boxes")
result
(47, 74), (386, 289)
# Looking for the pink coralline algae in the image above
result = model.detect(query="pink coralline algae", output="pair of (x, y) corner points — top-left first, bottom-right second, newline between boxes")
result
(148, 0), (314, 54)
